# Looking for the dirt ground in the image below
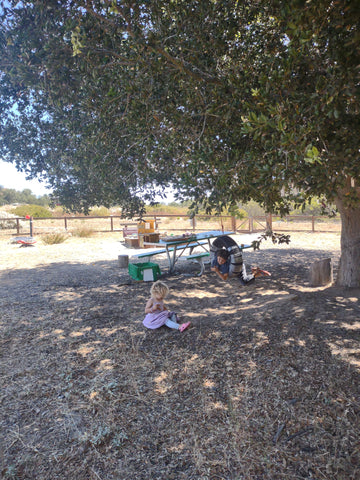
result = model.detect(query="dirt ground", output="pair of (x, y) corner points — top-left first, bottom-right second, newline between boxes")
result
(1, 231), (359, 480)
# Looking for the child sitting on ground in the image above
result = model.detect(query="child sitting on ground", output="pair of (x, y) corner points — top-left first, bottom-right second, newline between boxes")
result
(143, 281), (191, 332)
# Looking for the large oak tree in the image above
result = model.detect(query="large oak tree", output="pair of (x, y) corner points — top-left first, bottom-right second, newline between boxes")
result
(0, 0), (359, 286)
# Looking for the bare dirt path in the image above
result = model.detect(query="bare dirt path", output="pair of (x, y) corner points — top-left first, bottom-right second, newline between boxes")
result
(1, 232), (359, 480)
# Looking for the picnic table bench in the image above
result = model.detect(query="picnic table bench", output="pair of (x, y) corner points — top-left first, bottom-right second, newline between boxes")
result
(120, 223), (138, 237)
(131, 243), (210, 277)
(180, 251), (210, 276)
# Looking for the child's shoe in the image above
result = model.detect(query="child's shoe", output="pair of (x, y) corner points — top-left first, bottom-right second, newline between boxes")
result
(179, 322), (191, 332)
(238, 275), (255, 285)
(238, 276), (247, 285)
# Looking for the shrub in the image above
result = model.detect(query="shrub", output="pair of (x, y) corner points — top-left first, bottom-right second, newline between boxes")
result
(238, 201), (266, 217)
(0, 211), (27, 230)
(227, 206), (248, 219)
(289, 197), (337, 216)
(52, 206), (67, 216)
(72, 227), (94, 238)
(41, 233), (68, 245)
(110, 207), (122, 216)
(146, 204), (188, 215)
(89, 206), (110, 216)
(11, 204), (52, 218)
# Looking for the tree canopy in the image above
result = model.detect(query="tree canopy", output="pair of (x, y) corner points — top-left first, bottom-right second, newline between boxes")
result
(0, 0), (359, 285)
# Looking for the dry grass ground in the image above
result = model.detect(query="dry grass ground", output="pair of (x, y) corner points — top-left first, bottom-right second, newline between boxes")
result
(1, 231), (359, 480)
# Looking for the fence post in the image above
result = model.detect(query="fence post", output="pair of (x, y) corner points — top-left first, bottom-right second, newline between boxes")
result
(231, 216), (236, 232)
(266, 214), (272, 231)
(16, 218), (20, 235)
(64, 217), (68, 231)
(249, 217), (253, 232)
(312, 216), (315, 232)
(110, 216), (114, 232)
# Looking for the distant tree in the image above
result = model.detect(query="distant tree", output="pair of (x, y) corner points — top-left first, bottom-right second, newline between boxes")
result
(0, 1), (359, 286)
(0, 186), (50, 206)
(0, 187), (18, 205)
(18, 188), (37, 205)
(37, 194), (51, 207)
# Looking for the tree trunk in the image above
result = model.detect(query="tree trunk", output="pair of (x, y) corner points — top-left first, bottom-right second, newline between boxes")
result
(118, 255), (129, 268)
(309, 258), (333, 286)
(335, 194), (360, 288)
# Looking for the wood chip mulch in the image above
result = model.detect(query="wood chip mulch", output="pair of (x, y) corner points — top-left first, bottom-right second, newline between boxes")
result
(1, 232), (359, 480)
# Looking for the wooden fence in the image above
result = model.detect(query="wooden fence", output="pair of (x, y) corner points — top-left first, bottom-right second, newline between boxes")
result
(0, 213), (341, 237)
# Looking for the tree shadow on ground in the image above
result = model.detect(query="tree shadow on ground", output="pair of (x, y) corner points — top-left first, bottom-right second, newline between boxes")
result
(1, 247), (359, 480)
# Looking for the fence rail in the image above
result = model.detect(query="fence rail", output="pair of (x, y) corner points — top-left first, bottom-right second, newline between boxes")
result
(0, 213), (341, 237)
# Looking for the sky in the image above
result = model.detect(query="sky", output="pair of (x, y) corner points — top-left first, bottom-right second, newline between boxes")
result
(0, 160), (52, 196)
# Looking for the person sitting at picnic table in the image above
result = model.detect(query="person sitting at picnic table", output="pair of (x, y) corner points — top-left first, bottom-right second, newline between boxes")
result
(211, 249), (270, 285)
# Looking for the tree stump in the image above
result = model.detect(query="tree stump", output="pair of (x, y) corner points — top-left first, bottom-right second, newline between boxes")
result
(309, 258), (333, 286)
(118, 255), (129, 268)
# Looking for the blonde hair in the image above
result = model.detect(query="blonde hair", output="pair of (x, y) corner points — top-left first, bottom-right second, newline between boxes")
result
(150, 281), (169, 299)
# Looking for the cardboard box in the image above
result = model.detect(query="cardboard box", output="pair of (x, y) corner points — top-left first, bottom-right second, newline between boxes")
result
(137, 219), (156, 234)
(125, 237), (140, 248)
